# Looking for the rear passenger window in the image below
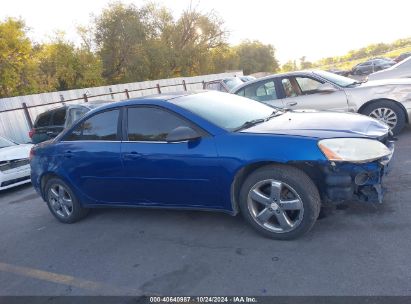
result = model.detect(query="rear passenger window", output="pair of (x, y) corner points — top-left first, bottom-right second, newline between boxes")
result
(35, 112), (52, 127)
(65, 110), (119, 141)
(51, 108), (66, 126)
(206, 82), (223, 91)
(235, 89), (245, 96)
(241, 80), (278, 102)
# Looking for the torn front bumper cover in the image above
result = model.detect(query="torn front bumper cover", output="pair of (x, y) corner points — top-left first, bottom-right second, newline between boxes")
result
(322, 141), (394, 204)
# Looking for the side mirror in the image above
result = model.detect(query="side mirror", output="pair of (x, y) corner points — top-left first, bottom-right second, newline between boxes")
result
(166, 126), (200, 143)
(316, 82), (338, 93)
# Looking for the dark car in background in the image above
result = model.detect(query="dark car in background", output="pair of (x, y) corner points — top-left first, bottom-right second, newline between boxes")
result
(368, 56), (411, 80)
(29, 101), (108, 144)
(351, 58), (396, 75)
(205, 76), (255, 92)
(326, 68), (350, 77)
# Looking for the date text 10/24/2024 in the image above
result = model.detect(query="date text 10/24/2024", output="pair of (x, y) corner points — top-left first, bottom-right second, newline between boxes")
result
(150, 297), (258, 303)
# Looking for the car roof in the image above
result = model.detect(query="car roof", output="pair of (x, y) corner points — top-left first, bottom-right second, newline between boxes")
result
(91, 91), (200, 112)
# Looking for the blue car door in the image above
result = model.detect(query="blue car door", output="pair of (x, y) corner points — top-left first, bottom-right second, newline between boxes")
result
(120, 106), (223, 209)
(56, 108), (124, 204)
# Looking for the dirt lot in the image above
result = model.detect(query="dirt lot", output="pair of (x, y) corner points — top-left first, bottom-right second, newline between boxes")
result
(0, 126), (410, 296)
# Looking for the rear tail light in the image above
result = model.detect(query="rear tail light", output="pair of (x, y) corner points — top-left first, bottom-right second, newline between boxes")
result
(29, 147), (35, 161)
(29, 129), (35, 138)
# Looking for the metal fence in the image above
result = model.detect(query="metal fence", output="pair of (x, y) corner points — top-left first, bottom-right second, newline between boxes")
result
(0, 71), (243, 143)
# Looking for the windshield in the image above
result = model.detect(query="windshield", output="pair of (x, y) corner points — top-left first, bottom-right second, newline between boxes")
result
(313, 70), (357, 87)
(0, 136), (17, 149)
(223, 78), (244, 90)
(172, 91), (275, 131)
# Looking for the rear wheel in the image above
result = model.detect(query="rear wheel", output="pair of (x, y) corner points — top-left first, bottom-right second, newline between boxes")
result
(45, 177), (89, 223)
(361, 100), (406, 135)
(239, 165), (321, 240)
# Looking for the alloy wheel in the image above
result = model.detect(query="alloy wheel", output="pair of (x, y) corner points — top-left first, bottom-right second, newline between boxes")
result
(48, 183), (73, 218)
(247, 179), (304, 233)
(369, 107), (398, 129)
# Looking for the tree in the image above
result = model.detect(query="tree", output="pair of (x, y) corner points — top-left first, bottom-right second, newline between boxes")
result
(174, 7), (227, 75)
(148, 4), (228, 76)
(299, 56), (313, 70)
(92, 2), (229, 80)
(209, 46), (239, 73)
(0, 18), (39, 97)
(235, 40), (279, 75)
(94, 2), (149, 83)
(281, 60), (298, 72)
(36, 35), (103, 91)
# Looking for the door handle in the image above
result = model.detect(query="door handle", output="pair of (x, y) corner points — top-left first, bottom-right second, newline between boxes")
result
(63, 151), (73, 158)
(123, 151), (142, 159)
(286, 102), (297, 107)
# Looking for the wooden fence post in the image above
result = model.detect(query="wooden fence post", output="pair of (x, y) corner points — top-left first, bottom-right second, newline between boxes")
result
(22, 103), (33, 130)
(157, 84), (161, 94)
(182, 80), (187, 91)
(83, 94), (88, 102)
(125, 89), (130, 99)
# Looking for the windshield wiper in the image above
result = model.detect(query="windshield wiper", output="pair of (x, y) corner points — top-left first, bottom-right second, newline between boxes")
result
(345, 79), (367, 87)
(234, 118), (266, 131)
(266, 109), (286, 119)
(234, 110), (284, 131)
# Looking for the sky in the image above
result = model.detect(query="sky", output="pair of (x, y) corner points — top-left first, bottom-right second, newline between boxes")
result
(1, 0), (410, 64)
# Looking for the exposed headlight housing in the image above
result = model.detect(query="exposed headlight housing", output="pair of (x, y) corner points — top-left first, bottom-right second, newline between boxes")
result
(318, 138), (391, 163)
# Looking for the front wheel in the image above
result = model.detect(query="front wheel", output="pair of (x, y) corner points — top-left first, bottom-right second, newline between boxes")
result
(361, 100), (406, 135)
(239, 165), (321, 240)
(44, 177), (89, 223)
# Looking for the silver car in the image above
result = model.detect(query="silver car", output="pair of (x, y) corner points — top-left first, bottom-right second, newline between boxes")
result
(368, 57), (411, 81)
(231, 70), (411, 134)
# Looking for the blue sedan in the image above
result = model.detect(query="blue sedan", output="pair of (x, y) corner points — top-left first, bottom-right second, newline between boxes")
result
(30, 91), (394, 239)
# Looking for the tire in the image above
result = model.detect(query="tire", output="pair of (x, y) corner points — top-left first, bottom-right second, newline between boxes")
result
(361, 100), (406, 135)
(239, 165), (321, 240)
(44, 177), (89, 223)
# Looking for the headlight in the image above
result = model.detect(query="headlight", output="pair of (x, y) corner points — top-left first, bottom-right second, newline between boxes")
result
(318, 138), (391, 163)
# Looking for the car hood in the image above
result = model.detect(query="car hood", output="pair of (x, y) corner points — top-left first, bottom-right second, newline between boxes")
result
(359, 78), (411, 87)
(241, 110), (389, 139)
(0, 144), (33, 161)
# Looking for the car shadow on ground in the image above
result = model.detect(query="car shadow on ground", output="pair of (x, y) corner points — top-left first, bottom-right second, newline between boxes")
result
(0, 183), (33, 199)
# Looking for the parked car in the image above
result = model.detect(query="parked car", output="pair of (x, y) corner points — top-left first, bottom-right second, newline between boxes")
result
(394, 52), (411, 63)
(205, 76), (254, 93)
(326, 68), (350, 77)
(29, 101), (108, 144)
(368, 57), (411, 81)
(231, 70), (411, 134)
(351, 59), (395, 76)
(30, 91), (394, 240)
(0, 136), (32, 190)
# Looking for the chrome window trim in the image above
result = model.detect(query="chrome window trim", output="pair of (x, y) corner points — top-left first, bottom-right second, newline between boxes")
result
(59, 140), (188, 144)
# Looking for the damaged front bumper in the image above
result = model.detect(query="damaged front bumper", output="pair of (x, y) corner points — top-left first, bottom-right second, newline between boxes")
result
(321, 141), (394, 204)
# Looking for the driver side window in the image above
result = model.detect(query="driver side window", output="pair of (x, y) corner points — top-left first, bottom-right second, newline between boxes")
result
(127, 107), (193, 142)
(295, 77), (323, 95)
(281, 77), (323, 97)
